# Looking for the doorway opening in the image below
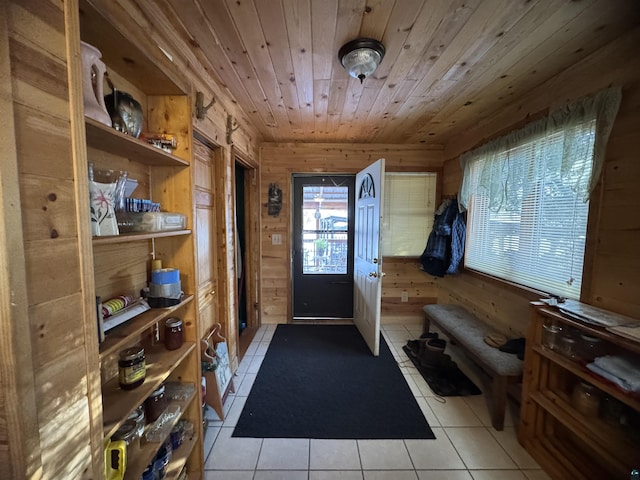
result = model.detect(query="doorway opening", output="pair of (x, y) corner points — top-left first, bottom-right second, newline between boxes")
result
(292, 175), (355, 319)
(234, 153), (260, 360)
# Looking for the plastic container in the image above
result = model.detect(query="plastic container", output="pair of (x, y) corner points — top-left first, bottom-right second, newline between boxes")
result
(118, 211), (186, 233)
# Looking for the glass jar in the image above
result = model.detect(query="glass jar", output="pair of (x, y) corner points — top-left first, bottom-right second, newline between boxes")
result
(145, 384), (168, 422)
(118, 346), (145, 390)
(127, 405), (145, 441)
(559, 335), (578, 361)
(579, 334), (605, 363)
(572, 381), (600, 417)
(164, 317), (184, 351)
(542, 324), (562, 350)
(112, 419), (141, 450)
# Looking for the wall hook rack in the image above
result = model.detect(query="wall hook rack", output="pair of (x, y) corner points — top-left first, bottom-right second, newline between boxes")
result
(226, 114), (240, 144)
(195, 91), (215, 120)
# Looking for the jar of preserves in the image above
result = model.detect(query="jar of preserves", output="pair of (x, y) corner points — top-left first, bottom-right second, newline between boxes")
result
(578, 334), (605, 363)
(118, 346), (145, 390)
(164, 317), (184, 351)
(572, 381), (600, 417)
(145, 384), (168, 422)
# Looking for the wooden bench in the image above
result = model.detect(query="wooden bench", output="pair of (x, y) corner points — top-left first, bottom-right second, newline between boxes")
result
(422, 304), (523, 430)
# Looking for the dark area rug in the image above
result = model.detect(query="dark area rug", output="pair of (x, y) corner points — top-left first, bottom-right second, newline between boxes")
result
(233, 324), (435, 439)
(402, 344), (482, 397)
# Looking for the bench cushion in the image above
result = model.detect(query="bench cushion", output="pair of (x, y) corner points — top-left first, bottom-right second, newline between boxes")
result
(422, 304), (523, 377)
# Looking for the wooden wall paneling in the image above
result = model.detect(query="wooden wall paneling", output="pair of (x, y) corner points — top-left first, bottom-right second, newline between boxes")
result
(437, 27), (640, 337)
(255, 0), (304, 134)
(227, 0), (294, 139)
(438, 273), (538, 337)
(585, 80), (640, 318)
(282, 0), (315, 137)
(380, 258), (438, 321)
(259, 143), (444, 324)
(0, 2), (42, 476)
(93, 242), (149, 300)
(444, 27), (640, 160)
(197, 0), (277, 131)
(416, 0), (640, 145)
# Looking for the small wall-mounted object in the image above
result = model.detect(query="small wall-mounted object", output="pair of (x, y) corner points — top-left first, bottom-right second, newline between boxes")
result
(268, 183), (282, 217)
(195, 91), (215, 120)
(226, 114), (240, 145)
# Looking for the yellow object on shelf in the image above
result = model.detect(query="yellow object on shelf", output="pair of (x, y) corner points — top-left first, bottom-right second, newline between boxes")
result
(104, 439), (126, 480)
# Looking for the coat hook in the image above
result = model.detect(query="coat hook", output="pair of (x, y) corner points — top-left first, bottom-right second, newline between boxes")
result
(226, 114), (240, 144)
(195, 91), (215, 120)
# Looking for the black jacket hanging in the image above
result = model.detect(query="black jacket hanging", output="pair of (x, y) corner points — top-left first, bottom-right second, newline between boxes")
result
(420, 198), (466, 277)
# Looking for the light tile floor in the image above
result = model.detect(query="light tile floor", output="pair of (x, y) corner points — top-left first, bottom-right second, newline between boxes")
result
(202, 323), (551, 480)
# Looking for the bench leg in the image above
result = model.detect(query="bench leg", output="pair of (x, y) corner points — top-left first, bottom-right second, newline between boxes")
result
(422, 315), (431, 334)
(490, 376), (508, 431)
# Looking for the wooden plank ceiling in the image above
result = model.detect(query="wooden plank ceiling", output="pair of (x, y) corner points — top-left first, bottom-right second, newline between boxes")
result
(151, 0), (639, 144)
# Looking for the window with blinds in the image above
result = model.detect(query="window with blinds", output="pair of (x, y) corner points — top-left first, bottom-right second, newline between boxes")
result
(465, 124), (594, 299)
(381, 173), (437, 257)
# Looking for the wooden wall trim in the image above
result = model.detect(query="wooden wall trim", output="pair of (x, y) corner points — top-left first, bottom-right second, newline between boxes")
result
(64, 0), (103, 474)
(0, 1), (42, 476)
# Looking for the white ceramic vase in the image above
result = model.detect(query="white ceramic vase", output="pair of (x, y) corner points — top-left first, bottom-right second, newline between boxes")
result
(80, 41), (112, 127)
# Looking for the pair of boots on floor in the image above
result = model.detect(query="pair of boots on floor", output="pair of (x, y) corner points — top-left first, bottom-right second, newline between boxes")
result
(407, 332), (457, 372)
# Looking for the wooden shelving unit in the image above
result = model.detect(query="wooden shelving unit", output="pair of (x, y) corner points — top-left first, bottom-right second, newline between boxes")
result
(99, 295), (194, 359)
(519, 302), (640, 479)
(78, 0), (203, 477)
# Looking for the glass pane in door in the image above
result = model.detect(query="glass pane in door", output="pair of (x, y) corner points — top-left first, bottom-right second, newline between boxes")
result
(301, 186), (349, 274)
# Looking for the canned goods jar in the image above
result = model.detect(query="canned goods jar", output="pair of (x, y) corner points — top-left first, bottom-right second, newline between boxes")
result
(118, 346), (145, 390)
(164, 317), (184, 351)
(112, 419), (141, 450)
(145, 384), (168, 422)
(572, 381), (600, 417)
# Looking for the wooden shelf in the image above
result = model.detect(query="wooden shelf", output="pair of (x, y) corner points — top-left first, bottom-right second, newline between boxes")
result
(521, 303), (640, 478)
(85, 118), (189, 166)
(124, 385), (197, 480)
(102, 342), (195, 439)
(99, 295), (194, 359)
(164, 433), (198, 480)
(78, 0), (184, 95)
(530, 390), (636, 470)
(537, 306), (640, 355)
(92, 229), (191, 246)
(532, 344), (640, 412)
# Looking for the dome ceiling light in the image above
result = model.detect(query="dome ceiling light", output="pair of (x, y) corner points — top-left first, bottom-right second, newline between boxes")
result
(338, 38), (385, 84)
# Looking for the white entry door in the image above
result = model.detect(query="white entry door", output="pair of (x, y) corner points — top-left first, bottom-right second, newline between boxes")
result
(353, 158), (385, 356)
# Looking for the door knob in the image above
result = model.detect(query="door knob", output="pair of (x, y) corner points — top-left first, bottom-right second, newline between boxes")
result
(369, 272), (378, 278)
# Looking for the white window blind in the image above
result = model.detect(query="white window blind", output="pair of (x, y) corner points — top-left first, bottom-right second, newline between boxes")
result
(381, 173), (436, 256)
(465, 125), (593, 299)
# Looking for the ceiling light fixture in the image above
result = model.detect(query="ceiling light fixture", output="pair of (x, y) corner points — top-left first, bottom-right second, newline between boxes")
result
(338, 38), (385, 84)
